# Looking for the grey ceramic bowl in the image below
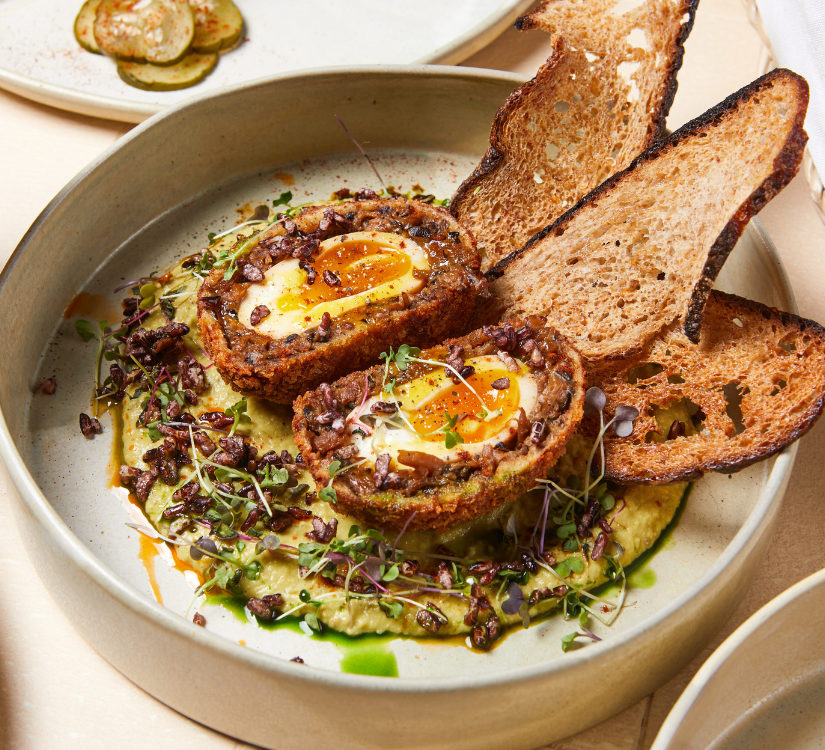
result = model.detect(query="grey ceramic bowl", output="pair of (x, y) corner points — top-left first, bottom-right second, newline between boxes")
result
(651, 567), (825, 750)
(0, 66), (800, 749)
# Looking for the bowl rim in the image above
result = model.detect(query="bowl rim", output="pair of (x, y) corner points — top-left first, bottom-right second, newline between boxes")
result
(0, 63), (801, 695)
(650, 566), (825, 749)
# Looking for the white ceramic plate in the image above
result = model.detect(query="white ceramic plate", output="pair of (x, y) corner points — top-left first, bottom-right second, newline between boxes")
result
(651, 567), (825, 750)
(0, 0), (533, 122)
(0, 67), (800, 749)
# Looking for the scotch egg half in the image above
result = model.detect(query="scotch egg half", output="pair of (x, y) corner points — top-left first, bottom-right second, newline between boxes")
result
(291, 317), (587, 531)
(197, 197), (481, 403)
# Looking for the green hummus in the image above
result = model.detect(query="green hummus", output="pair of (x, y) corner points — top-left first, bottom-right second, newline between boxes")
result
(114, 222), (686, 644)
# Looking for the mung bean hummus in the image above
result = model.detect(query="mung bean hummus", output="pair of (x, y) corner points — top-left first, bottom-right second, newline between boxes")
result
(85, 191), (688, 651)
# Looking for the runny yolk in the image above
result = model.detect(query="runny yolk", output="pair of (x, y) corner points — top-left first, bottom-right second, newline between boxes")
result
(407, 369), (521, 444)
(276, 239), (415, 312)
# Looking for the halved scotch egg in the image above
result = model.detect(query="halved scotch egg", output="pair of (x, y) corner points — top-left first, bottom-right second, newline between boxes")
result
(293, 317), (586, 531)
(198, 198), (481, 403)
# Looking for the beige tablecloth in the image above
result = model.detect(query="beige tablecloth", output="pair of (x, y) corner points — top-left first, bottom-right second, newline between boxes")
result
(1, 1), (824, 747)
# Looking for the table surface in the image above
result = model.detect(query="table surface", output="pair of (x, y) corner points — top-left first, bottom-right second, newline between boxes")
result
(1, 1), (824, 748)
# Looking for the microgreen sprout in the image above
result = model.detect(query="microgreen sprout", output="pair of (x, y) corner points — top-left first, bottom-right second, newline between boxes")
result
(501, 582), (530, 628)
(561, 610), (603, 652)
(334, 114), (387, 192)
(439, 412), (465, 449)
(318, 460), (342, 504)
(225, 397), (251, 437)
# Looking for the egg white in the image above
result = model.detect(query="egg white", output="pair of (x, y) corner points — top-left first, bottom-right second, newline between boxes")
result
(238, 231), (429, 339)
(349, 355), (538, 466)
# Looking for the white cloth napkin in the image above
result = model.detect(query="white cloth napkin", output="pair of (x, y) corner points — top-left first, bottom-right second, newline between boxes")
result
(755, 0), (825, 181)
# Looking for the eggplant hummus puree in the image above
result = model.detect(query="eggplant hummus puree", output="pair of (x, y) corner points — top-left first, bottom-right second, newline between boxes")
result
(115, 243), (686, 646)
(198, 198), (481, 404)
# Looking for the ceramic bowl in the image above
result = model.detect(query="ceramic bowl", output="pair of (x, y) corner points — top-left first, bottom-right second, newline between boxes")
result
(0, 66), (800, 749)
(651, 567), (825, 750)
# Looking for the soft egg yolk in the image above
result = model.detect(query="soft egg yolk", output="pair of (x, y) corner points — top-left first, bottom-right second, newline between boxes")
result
(277, 239), (415, 313)
(405, 368), (521, 444)
(238, 231), (430, 338)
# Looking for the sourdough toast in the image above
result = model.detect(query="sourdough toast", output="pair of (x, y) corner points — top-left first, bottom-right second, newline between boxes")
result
(587, 291), (825, 483)
(480, 69), (809, 362)
(451, 0), (698, 273)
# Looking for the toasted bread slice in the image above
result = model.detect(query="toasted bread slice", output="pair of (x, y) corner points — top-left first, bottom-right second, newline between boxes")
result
(585, 291), (825, 483)
(480, 69), (809, 362)
(451, 0), (698, 273)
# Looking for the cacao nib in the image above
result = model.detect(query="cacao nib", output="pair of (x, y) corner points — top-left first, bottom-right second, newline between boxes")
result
(437, 561), (453, 590)
(416, 602), (446, 633)
(247, 597), (274, 620)
(316, 312), (332, 342)
(37, 377), (56, 395)
(592, 532), (608, 561)
(177, 356), (207, 394)
(322, 269), (341, 287)
(373, 453), (391, 489)
(299, 260), (317, 285)
(577, 499), (600, 538)
(250, 304), (271, 326)
(193, 431), (217, 457)
(306, 516), (338, 543)
(370, 401), (397, 414)
(79, 412), (102, 438)
(242, 264), (264, 283)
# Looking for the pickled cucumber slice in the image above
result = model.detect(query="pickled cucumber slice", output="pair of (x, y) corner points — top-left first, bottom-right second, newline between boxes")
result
(189, 0), (243, 53)
(94, 0), (195, 65)
(117, 51), (217, 90)
(74, 0), (103, 54)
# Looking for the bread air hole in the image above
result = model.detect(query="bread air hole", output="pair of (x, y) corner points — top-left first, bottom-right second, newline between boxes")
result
(627, 362), (664, 385)
(625, 27), (650, 51)
(722, 382), (748, 435)
(770, 378), (788, 397)
(643, 397), (705, 443)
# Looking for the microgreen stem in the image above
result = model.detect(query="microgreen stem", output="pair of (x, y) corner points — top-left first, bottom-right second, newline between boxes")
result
(334, 114), (387, 191)
(210, 219), (268, 243)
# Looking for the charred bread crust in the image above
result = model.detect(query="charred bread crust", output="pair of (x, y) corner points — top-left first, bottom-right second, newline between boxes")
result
(682, 73), (808, 342)
(448, 35), (566, 265)
(586, 291), (825, 483)
(197, 199), (481, 404)
(483, 69), (809, 360)
(292, 317), (586, 531)
(451, 0), (697, 273)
